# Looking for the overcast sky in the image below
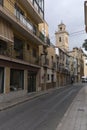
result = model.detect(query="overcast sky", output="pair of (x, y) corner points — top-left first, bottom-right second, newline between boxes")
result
(45, 0), (87, 50)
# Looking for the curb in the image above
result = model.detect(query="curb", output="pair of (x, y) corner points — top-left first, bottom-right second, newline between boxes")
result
(0, 91), (49, 111)
(56, 87), (83, 130)
(0, 83), (80, 111)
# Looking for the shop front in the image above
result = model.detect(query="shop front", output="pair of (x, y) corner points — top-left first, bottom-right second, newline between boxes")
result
(0, 59), (40, 102)
(10, 69), (24, 91)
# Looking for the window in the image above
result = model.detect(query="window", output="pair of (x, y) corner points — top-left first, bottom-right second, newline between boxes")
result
(51, 74), (54, 82)
(35, 0), (44, 11)
(10, 69), (24, 91)
(33, 0), (44, 19)
(14, 37), (23, 51)
(0, 67), (4, 93)
(57, 62), (59, 69)
(47, 74), (49, 80)
(59, 37), (61, 42)
(60, 27), (62, 31)
(32, 48), (37, 57)
(39, 0), (44, 11)
(51, 56), (53, 60)
(0, 40), (7, 50)
(51, 56), (53, 63)
(27, 44), (30, 50)
(34, 1), (38, 11)
(33, 25), (37, 35)
(15, 3), (24, 21)
(0, 0), (3, 6)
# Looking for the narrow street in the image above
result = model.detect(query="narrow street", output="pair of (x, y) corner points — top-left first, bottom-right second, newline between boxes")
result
(0, 84), (83, 130)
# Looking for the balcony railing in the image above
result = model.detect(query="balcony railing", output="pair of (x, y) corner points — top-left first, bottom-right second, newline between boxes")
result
(0, 1), (50, 46)
(29, 0), (44, 19)
(0, 45), (40, 66)
(52, 62), (56, 70)
(57, 65), (70, 74)
(43, 58), (49, 66)
(40, 55), (49, 67)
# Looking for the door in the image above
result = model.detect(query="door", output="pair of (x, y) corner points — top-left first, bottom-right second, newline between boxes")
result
(0, 67), (4, 93)
(28, 72), (36, 92)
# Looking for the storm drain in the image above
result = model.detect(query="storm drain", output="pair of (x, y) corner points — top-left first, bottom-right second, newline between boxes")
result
(78, 108), (85, 112)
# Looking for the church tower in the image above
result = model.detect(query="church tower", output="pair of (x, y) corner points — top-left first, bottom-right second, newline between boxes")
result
(55, 23), (69, 51)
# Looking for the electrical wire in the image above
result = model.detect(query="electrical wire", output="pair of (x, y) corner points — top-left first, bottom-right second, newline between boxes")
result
(70, 32), (86, 37)
(69, 30), (85, 35)
(50, 29), (86, 39)
(69, 30), (86, 37)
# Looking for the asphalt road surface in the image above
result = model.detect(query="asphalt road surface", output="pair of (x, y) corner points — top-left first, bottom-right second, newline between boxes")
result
(0, 83), (83, 130)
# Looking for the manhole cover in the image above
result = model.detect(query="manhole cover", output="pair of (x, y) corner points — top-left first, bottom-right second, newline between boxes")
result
(78, 108), (85, 112)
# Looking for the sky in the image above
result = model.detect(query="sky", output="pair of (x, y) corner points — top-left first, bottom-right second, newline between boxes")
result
(45, 0), (87, 50)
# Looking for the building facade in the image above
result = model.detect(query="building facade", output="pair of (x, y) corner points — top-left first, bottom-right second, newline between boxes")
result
(40, 45), (56, 90)
(0, 1), (84, 102)
(0, 0), (50, 101)
(55, 23), (70, 86)
(83, 54), (87, 76)
(39, 22), (57, 90)
(69, 47), (84, 82)
(55, 47), (70, 87)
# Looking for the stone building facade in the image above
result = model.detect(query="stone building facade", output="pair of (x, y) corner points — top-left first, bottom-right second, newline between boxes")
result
(55, 23), (70, 86)
(69, 47), (84, 82)
(0, 0), (49, 101)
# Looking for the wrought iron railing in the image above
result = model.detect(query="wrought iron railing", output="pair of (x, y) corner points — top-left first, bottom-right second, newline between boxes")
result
(0, 45), (40, 66)
(52, 62), (56, 70)
(30, 0), (44, 19)
(43, 58), (49, 66)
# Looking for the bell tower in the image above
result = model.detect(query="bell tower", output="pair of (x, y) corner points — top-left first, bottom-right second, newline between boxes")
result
(55, 23), (69, 51)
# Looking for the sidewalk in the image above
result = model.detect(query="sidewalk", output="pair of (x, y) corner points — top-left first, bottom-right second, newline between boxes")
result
(0, 83), (81, 111)
(0, 90), (49, 111)
(56, 85), (87, 130)
(0, 86), (64, 111)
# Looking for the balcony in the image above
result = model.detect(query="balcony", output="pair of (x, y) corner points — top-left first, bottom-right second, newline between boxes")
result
(0, 43), (40, 66)
(57, 65), (65, 73)
(0, 2), (49, 46)
(45, 37), (50, 46)
(40, 54), (49, 68)
(43, 58), (49, 68)
(52, 62), (56, 70)
(19, 0), (44, 24)
(57, 64), (70, 74)
(57, 65), (60, 72)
